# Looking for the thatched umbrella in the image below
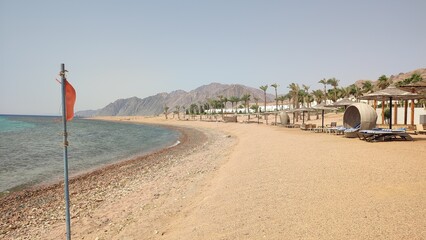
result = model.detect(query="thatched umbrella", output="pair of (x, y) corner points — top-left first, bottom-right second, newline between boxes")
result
(358, 85), (423, 129)
(326, 98), (355, 109)
(292, 107), (316, 124)
(399, 80), (426, 93)
(312, 103), (337, 128)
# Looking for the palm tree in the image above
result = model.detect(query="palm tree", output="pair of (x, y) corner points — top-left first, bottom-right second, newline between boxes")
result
(287, 83), (300, 109)
(217, 95), (224, 115)
(277, 95), (287, 110)
(339, 87), (350, 98)
(164, 105), (170, 119)
(223, 97), (229, 114)
(302, 85), (310, 106)
(189, 103), (198, 119)
(254, 97), (259, 106)
(362, 81), (373, 93)
(312, 90), (324, 119)
(270, 83), (278, 111)
(396, 73), (423, 87)
(361, 81), (373, 105)
(376, 75), (390, 90)
(318, 78), (328, 102)
(182, 106), (186, 119)
(350, 84), (363, 101)
(240, 94), (251, 114)
(175, 105), (181, 120)
(312, 89), (324, 104)
(229, 96), (240, 112)
(259, 85), (268, 112)
(327, 89), (338, 102)
(327, 77), (340, 101)
(288, 83), (300, 122)
(229, 96), (238, 113)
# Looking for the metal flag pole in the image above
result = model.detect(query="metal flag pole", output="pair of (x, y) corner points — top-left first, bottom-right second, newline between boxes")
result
(60, 63), (71, 240)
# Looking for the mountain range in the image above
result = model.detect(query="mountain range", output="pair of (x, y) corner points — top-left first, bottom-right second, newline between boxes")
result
(77, 83), (276, 117)
(77, 68), (425, 117)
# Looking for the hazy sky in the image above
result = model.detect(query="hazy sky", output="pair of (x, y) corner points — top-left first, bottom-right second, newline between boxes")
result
(1, 0), (425, 115)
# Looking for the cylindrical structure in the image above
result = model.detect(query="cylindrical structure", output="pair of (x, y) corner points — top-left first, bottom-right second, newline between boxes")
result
(279, 111), (290, 125)
(343, 103), (377, 130)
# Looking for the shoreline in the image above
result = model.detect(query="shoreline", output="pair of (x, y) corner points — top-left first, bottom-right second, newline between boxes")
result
(0, 123), (210, 238)
(2, 115), (425, 239)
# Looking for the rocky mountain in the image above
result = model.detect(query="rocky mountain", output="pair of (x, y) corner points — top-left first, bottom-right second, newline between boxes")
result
(77, 83), (275, 117)
(354, 68), (426, 87)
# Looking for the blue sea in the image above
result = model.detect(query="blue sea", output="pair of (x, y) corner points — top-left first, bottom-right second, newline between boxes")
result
(0, 115), (180, 193)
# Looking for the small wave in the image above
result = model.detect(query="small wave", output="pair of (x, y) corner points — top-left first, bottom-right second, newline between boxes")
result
(168, 140), (181, 148)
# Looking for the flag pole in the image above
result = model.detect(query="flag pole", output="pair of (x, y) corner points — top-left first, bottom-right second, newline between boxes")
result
(60, 63), (71, 240)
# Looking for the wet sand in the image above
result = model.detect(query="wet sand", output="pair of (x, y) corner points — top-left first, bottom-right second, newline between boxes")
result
(1, 114), (425, 239)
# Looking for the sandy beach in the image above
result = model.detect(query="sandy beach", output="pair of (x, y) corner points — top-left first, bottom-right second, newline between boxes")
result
(1, 114), (426, 239)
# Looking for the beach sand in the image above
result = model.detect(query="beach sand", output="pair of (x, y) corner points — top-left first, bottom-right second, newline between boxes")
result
(1, 114), (425, 239)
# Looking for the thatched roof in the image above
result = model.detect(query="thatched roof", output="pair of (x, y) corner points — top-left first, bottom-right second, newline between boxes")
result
(398, 80), (426, 93)
(312, 103), (337, 111)
(327, 98), (355, 107)
(291, 107), (316, 112)
(358, 85), (424, 100)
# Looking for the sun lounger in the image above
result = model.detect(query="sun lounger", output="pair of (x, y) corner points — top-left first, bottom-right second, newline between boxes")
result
(325, 125), (345, 134)
(357, 129), (413, 142)
(300, 123), (316, 131)
(343, 123), (361, 138)
(312, 126), (324, 133)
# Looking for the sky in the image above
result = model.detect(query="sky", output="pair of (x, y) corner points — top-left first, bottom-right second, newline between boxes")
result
(1, 0), (425, 115)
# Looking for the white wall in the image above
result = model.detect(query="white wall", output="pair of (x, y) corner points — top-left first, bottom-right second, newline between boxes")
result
(375, 107), (426, 124)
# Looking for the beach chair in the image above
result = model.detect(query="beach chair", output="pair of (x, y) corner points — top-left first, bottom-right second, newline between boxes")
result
(334, 126), (346, 135)
(324, 122), (337, 134)
(415, 124), (426, 134)
(357, 128), (413, 142)
(312, 126), (324, 133)
(343, 123), (361, 138)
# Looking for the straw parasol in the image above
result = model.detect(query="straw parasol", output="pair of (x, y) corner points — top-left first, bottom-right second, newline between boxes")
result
(292, 107), (316, 124)
(312, 103), (337, 128)
(326, 98), (355, 109)
(358, 85), (424, 129)
(398, 80), (426, 93)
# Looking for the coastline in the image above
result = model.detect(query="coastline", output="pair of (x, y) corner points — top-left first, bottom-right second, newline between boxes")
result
(0, 122), (217, 239)
(2, 115), (425, 239)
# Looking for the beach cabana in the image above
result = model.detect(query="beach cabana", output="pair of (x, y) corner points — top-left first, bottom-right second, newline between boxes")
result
(358, 85), (423, 129)
(279, 111), (290, 125)
(343, 103), (377, 130)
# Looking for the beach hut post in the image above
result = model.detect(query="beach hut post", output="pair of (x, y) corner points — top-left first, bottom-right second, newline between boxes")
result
(60, 63), (71, 240)
(389, 97), (393, 129)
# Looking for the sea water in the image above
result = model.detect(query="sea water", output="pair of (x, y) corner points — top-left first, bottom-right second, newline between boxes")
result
(0, 115), (180, 193)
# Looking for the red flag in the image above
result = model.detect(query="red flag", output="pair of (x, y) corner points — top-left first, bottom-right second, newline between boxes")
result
(65, 80), (76, 121)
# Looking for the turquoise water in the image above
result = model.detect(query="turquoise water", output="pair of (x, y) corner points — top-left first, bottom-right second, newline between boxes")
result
(0, 115), (180, 193)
